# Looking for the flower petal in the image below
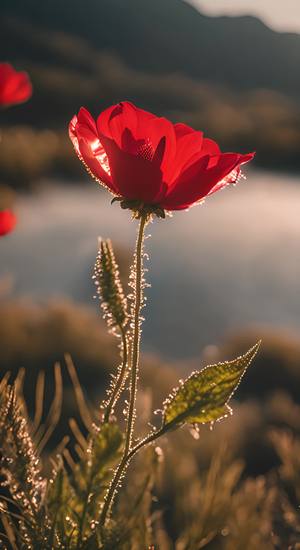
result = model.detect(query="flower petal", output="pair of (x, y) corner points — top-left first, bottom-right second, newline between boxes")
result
(161, 152), (254, 210)
(171, 129), (204, 183)
(100, 134), (164, 203)
(69, 110), (115, 192)
(202, 138), (221, 157)
(98, 103), (176, 182)
(97, 102), (138, 144)
(208, 152), (255, 195)
(143, 116), (176, 181)
(69, 115), (80, 155)
(77, 107), (97, 133)
(174, 122), (196, 139)
(78, 138), (116, 192)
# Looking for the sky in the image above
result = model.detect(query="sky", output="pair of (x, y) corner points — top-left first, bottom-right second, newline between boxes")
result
(188, 0), (300, 34)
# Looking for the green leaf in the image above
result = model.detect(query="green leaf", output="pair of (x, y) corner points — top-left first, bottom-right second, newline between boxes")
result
(47, 458), (74, 515)
(162, 341), (261, 428)
(73, 422), (123, 520)
(89, 422), (123, 480)
(47, 459), (77, 543)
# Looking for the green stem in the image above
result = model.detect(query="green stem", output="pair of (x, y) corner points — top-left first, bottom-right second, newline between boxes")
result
(99, 214), (148, 525)
(76, 474), (94, 549)
(124, 213), (147, 455)
(99, 425), (167, 527)
(104, 328), (128, 423)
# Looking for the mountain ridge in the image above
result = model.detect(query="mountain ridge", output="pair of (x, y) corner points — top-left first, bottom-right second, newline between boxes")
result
(1, 0), (300, 97)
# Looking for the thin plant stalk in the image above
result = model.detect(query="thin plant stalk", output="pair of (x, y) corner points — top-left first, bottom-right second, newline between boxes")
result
(100, 213), (148, 524)
(125, 213), (148, 455)
(99, 392), (196, 527)
(104, 328), (129, 423)
(99, 425), (167, 527)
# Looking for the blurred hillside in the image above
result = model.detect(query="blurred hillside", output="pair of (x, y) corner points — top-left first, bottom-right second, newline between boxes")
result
(3, 0), (300, 95)
(2, 293), (300, 483)
(1, 0), (300, 187)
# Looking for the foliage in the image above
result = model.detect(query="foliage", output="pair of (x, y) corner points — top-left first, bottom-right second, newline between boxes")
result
(0, 374), (125, 548)
(0, 229), (263, 547)
(162, 343), (260, 429)
(0, 3), (298, 542)
(1, 368), (300, 548)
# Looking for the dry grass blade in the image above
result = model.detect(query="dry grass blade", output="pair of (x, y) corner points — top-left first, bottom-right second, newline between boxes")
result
(1, 514), (17, 550)
(14, 368), (28, 421)
(32, 370), (45, 434)
(36, 362), (63, 452)
(65, 353), (93, 430)
(54, 435), (70, 457)
(63, 448), (76, 472)
(69, 418), (87, 451)
(74, 443), (85, 460)
(0, 372), (10, 394)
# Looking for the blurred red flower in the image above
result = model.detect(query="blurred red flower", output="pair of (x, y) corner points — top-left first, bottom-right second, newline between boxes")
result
(0, 63), (32, 107)
(0, 209), (17, 236)
(69, 101), (254, 211)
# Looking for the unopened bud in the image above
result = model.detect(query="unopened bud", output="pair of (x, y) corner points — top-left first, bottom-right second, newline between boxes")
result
(94, 238), (128, 331)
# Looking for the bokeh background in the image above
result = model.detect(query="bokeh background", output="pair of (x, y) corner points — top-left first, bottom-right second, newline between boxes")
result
(1, 1), (300, 545)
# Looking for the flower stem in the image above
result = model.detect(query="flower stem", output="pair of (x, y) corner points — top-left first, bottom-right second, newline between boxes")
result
(104, 328), (128, 423)
(124, 213), (147, 455)
(99, 425), (167, 527)
(100, 213), (148, 525)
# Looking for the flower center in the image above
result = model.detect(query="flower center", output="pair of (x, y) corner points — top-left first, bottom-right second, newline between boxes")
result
(136, 139), (154, 162)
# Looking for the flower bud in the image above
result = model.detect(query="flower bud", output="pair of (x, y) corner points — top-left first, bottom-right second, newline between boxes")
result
(94, 238), (128, 331)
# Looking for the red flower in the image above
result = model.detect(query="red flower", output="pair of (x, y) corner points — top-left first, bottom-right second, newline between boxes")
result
(0, 63), (32, 107)
(0, 209), (17, 236)
(69, 102), (254, 213)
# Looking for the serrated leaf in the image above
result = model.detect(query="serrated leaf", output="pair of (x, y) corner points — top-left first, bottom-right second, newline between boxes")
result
(162, 341), (261, 428)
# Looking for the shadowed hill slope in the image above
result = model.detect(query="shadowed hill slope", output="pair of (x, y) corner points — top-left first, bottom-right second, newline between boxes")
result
(1, 0), (300, 96)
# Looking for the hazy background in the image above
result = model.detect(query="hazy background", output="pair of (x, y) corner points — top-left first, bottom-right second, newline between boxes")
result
(1, 0), (300, 478)
(1, 0), (300, 354)
(190, 0), (300, 33)
(1, 4), (300, 545)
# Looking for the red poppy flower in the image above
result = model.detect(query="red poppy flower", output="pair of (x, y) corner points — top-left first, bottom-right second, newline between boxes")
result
(0, 63), (32, 107)
(69, 101), (254, 213)
(0, 209), (17, 236)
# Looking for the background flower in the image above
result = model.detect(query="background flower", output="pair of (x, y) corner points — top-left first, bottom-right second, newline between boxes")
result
(69, 102), (254, 211)
(0, 62), (32, 107)
(0, 209), (17, 236)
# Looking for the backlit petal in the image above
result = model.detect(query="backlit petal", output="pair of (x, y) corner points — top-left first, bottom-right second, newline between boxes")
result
(100, 134), (164, 203)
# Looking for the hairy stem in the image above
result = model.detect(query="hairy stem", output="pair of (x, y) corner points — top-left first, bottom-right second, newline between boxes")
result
(125, 213), (147, 455)
(99, 425), (166, 527)
(104, 328), (128, 423)
(100, 214), (148, 525)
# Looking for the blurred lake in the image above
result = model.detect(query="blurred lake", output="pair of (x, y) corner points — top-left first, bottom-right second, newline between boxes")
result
(1, 169), (300, 360)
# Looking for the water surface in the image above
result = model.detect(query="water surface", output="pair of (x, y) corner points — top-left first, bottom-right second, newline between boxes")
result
(1, 169), (299, 359)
